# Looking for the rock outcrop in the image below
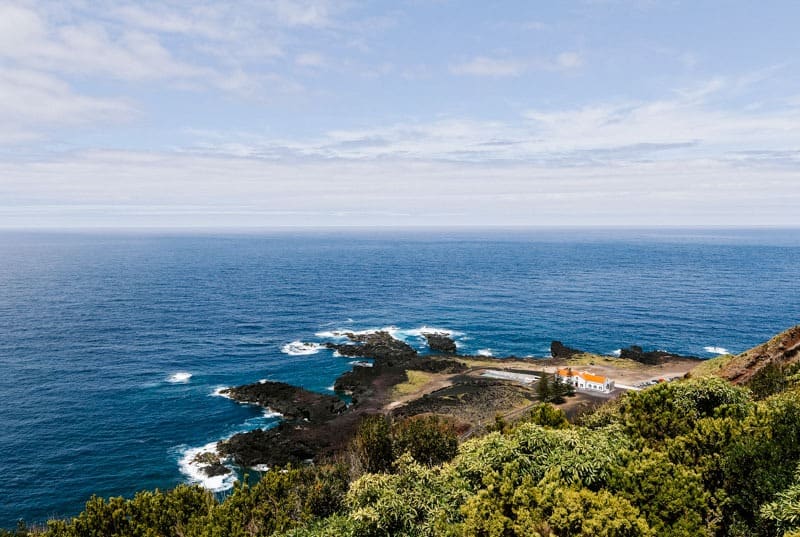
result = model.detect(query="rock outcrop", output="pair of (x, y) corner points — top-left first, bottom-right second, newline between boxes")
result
(550, 341), (583, 359)
(619, 346), (699, 365)
(326, 331), (418, 366)
(424, 332), (458, 354)
(222, 381), (346, 422)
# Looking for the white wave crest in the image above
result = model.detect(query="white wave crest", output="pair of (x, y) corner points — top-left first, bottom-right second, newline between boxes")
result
(317, 325), (466, 349)
(211, 386), (232, 399)
(477, 349), (493, 357)
(611, 349), (622, 357)
(349, 360), (373, 368)
(314, 330), (345, 339)
(704, 346), (729, 355)
(251, 464), (270, 472)
(281, 341), (325, 356)
(167, 372), (192, 384)
(404, 326), (464, 338)
(315, 327), (387, 339)
(178, 442), (237, 493)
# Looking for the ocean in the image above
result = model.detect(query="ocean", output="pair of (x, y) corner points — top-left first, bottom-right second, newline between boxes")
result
(1, 228), (798, 527)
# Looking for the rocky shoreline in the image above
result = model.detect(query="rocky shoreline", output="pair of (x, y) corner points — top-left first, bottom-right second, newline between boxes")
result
(197, 329), (701, 479)
(550, 340), (700, 364)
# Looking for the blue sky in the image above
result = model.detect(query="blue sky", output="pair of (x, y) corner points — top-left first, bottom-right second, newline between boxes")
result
(1, 0), (799, 228)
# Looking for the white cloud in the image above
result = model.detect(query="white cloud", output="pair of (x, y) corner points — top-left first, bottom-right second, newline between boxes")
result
(0, 68), (133, 143)
(0, 4), (211, 81)
(265, 0), (339, 27)
(450, 52), (584, 77)
(295, 52), (325, 67)
(181, 77), (799, 166)
(450, 56), (527, 77)
(555, 51), (583, 69)
(522, 80), (800, 155)
(1, 149), (798, 227)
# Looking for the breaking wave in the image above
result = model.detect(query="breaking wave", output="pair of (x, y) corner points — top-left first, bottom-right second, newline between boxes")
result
(167, 372), (192, 384)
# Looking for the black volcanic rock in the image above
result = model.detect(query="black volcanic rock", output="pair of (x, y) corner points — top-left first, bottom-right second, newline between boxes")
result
(219, 425), (317, 467)
(325, 331), (418, 366)
(202, 462), (232, 477)
(220, 328), (466, 468)
(222, 381), (346, 422)
(551, 341), (583, 359)
(424, 332), (458, 354)
(619, 345), (699, 365)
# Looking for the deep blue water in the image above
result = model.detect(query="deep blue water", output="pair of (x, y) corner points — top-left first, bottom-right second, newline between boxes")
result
(1, 228), (799, 527)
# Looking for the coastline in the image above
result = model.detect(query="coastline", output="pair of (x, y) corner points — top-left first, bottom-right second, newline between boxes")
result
(192, 329), (703, 489)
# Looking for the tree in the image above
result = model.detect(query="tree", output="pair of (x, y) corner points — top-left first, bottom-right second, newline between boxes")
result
(748, 361), (789, 399)
(526, 403), (569, 429)
(392, 415), (458, 466)
(353, 414), (394, 474)
(552, 374), (573, 403)
(537, 374), (551, 403)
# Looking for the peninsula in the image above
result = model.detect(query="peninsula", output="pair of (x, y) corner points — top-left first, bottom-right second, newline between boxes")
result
(199, 330), (702, 473)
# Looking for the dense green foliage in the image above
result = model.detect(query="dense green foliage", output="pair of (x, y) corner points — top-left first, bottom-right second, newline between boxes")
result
(14, 376), (800, 536)
(352, 414), (459, 473)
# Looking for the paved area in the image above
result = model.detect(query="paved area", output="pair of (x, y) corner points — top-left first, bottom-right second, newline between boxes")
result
(481, 370), (540, 384)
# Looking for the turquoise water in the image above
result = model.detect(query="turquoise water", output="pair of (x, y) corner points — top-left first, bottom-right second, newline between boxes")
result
(1, 228), (798, 526)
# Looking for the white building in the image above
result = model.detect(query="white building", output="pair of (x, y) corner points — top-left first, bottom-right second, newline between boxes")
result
(557, 368), (615, 393)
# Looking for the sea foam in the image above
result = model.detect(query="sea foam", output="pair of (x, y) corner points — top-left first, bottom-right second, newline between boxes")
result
(704, 346), (730, 355)
(477, 349), (493, 357)
(211, 386), (232, 399)
(281, 341), (325, 356)
(316, 325), (467, 349)
(167, 372), (192, 383)
(177, 442), (237, 493)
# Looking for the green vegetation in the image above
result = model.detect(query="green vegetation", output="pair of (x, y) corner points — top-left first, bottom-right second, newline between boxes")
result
(536, 373), (575, 404)
(12, 373), (800, 537)
(393, 370), (436, 397)
(352, 414), (459, 474)
(564, 353), (640, 369)
(687, 353), (736, 377)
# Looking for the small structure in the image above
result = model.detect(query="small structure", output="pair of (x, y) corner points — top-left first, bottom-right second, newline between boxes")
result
(481, 370), (540, 385)
(556, 368), (615, 393)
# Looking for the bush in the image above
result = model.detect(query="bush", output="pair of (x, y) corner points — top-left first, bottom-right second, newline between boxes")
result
(392, 415), (458, 467)
(525, 403), (569, 429)
(352, 414), (393, 474)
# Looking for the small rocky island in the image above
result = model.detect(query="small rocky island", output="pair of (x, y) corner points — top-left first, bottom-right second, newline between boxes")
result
(199, 329), (702, 477)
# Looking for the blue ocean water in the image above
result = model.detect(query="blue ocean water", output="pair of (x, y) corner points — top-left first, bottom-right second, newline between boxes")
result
(1, 228), (799, 527)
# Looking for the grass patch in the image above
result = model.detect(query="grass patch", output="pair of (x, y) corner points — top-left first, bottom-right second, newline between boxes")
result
(459, 358), (503, 369)
(689, 354), (736, 377)
(393, 370), (436, 397)
(565, 353), (640, 369)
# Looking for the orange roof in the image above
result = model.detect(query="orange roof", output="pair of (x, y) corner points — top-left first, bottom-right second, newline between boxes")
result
(556, 368), (607, 384)
(578, 372), (607, 384)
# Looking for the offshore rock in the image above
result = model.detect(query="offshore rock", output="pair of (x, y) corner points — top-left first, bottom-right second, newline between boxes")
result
(424, 332), (458, 354)
(326, 331), (418, 366)
(619, 345), (699, 365)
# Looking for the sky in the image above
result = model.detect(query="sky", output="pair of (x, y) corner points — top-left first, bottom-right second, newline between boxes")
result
(1, 0), (799, 228)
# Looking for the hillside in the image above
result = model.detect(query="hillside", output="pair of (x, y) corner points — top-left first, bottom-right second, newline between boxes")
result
(692, 324), (800, 384)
